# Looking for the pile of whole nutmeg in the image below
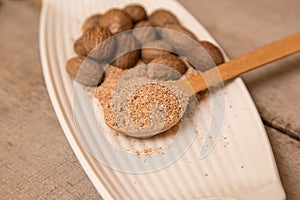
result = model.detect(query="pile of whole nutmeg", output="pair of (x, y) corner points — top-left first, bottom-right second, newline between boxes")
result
(66, 4), (224, 87)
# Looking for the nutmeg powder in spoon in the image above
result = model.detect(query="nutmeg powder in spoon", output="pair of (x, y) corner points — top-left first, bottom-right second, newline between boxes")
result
(128, 83), (182, 129)
(96, 65), (191, 138)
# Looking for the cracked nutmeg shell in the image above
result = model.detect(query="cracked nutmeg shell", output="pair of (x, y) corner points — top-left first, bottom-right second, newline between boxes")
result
(81, 26), (115, 60)
(66, 56), (106, 86)
(82, 14), (102, 32)
(99, 8), (133, 35)
(112, 33), (140, 69)
(149, 9), (179, 27)
(123, 4), (147, 23)
(141, 40), (173, 63)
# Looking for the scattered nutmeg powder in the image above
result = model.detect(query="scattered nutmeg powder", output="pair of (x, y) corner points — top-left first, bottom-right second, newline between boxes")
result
(95, 66), (128, 131)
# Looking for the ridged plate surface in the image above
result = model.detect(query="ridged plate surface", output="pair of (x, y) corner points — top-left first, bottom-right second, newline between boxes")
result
(39, 0), (285, 199)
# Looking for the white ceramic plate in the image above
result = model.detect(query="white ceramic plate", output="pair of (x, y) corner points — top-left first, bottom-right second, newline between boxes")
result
(39, 0), (286, 199)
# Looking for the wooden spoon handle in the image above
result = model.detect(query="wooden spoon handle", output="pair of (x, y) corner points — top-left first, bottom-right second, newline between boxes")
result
(185, 32), (300, 93)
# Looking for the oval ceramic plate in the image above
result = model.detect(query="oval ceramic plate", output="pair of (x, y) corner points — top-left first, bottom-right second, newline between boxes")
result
(39, 0), (286, 199)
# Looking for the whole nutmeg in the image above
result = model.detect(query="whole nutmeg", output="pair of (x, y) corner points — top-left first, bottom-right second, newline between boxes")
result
(184, 41), (224, 71)
(160, 23), (199, 55)
(73, 37), (87, 56)
(150, 54), (187, 75)
(132, 21), (158, 45)
(99, 8), (133, 35)
(66, 56), (105, 86)
(112, 33), (140, 69)
(141, 40), (173, 63)
(199, 41), (224, 65)
(123, 4), (147, 23)
(162, 23), (198, 41)
(81, 26), (115, 60)
(82, 14), (102, 32)
(149, 9), (179, 27)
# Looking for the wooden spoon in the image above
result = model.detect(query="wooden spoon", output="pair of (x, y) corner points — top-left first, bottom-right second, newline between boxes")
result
(174, 32), (300, 94)
(111, 32), (300, 138)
